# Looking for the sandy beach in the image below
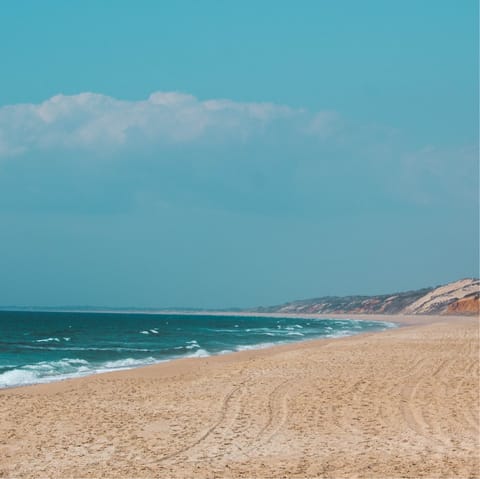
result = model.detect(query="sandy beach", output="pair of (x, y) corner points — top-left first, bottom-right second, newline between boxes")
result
(0, 313), (478, 478)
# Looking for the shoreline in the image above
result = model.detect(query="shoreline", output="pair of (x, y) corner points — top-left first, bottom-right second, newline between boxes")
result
(1, 313), (478, 478)
(0, 312), (433, 392)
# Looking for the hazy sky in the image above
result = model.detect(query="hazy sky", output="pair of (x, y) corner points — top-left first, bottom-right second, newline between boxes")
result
(0, 0), (478, 308)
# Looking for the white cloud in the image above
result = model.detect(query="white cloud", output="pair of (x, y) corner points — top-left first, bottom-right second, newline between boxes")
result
(1, 92), (474, 209)
(0, 91), (329, 158)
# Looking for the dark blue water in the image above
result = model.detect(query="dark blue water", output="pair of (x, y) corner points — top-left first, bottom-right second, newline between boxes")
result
(0, 310), (396, 388)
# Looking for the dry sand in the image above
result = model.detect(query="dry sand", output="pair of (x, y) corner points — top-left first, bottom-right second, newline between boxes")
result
(0, 314), (478, 478)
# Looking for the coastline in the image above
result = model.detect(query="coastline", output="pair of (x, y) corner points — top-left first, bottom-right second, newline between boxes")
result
(0, 313), (478, 478)
(0, 313), (458, 394)
(0, 312), (403, 391)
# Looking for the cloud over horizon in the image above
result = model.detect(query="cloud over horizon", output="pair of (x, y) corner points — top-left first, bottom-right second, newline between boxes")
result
(0, 91), (341, 158)
(0, 90), (476, 217)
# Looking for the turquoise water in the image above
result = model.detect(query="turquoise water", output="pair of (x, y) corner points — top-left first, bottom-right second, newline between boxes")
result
(0, 310), (396, 388)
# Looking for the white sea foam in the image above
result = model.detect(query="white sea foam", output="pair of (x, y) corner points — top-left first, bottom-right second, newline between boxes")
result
(382, 322), (398, 328)
(245, 327), (276, 333)
(185, 348), (210, 358)
(36, 337), (61, 343)
(0, 358), (92, 388)
(102, 357), (157, 369)
(185, 340), (200, 350)
(24, 358), (89, 370)
(235, 342), (277, 351)
(326, 330), (355, 338)
(0, 369), (38, 388)
(0, 356), (164, 389)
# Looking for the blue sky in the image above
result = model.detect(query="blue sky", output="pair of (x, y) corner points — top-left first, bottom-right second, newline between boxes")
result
(0, 0), (478, 308)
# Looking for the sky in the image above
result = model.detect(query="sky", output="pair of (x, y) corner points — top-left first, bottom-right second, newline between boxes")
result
(0, 0), (478, 308)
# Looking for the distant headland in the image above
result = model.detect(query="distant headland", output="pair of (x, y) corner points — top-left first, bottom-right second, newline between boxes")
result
(251, 278), (479, 316)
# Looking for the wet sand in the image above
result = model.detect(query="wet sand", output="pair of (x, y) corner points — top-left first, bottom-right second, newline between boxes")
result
(0, 314), (478, 478)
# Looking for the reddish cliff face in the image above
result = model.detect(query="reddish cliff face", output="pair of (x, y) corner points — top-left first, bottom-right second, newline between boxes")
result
(403, 279), (479, 315)
(446, 294), (480, 315)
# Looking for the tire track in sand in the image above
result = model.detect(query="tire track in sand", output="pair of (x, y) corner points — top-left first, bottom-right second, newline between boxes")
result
(245, 378), (292, 454)
(400, 356), (456, 450)
(157, 383), (246, 463)
(454, 359), (479, 434)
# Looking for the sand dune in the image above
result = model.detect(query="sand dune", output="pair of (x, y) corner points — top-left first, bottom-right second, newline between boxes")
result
(0, 314), (478, 478)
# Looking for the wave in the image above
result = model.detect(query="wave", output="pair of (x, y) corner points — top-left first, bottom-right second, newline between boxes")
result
(235, 342), (277, 351)
(185, 340), (200, 350)
(101, 357), (157, 369)
(184, 348), (210, 358)
(140, 329), (160, 335)
(0, 356), (160, 389)
(0, 369), (39, 388)
(0, 358), (91, 388)
(0, 348), (207, 388)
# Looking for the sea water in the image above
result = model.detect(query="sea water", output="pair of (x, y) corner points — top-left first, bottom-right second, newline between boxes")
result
(0, 310), (396, 388)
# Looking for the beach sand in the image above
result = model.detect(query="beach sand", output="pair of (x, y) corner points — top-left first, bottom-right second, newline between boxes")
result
(0, 314), (478, 478)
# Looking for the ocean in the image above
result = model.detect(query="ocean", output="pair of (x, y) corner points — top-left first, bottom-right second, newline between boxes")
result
(0, 310), (396, 388)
